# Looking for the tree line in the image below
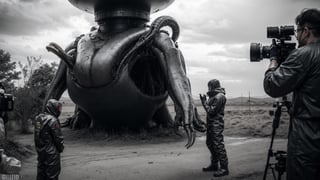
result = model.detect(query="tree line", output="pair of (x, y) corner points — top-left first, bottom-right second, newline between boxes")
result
(0, 49), (57, 133)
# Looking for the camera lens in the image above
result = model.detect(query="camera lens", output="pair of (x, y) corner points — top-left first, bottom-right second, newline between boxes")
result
(267, 26), (279, 38)
(250, 43), (262, 62)
(250, 43), (271, 62)
(261, 46), (271, 58)
(280, 25), (295, 36)
(267, 26), (295, 39)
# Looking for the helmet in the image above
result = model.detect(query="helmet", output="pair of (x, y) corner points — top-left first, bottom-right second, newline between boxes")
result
(208, 79), (221, 91)
(45, 99), (62, 117)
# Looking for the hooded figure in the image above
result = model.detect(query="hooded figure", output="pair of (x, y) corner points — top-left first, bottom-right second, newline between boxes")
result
(200, 79), (229, 177)
(34, 99), (64, 180)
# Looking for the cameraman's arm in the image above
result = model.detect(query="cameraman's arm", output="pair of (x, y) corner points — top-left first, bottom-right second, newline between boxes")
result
(264, 49), (310, 97)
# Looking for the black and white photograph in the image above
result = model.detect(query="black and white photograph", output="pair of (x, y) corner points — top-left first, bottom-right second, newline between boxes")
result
(0, 0), (320, 179)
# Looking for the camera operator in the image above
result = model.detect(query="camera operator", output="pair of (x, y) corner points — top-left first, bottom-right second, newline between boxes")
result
(0, 83), (8, 140)
(264, 9), (320, 180)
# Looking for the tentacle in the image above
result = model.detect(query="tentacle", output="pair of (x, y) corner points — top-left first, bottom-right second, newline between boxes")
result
(148, 16), (180, 42)
(184, 124), (196, 148)
(116, 16), (180, 78)
(152, 45), (184, 137)
(43, 36), (82, 111)
(43, 61), (67, 112)
(193, 107), (207, 132)
(46, 42), (75, 69)
(69, 105), (91, 129)
(181, 51), (206, 133)
(153, 32), (196, 148)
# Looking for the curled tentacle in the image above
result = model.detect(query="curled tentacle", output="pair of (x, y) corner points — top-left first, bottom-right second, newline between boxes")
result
(116, 16), (180, 78)
(46, 42), (75, 69)
(153, 31), (196, 148)
(193, 107), (207, 133)
(173, 105), (183, 136)
(148, 15), (180, 42)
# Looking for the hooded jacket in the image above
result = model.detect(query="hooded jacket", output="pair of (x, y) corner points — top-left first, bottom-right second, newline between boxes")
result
(34, 99), (64, 155)
(205, 87), (226, 122)
(34, 114), (64, 155)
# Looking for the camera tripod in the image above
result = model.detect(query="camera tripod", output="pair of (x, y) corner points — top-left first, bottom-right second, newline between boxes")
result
(262, 96), (291, 180)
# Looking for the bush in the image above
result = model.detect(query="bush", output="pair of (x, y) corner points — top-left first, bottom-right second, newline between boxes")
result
(12, 87), (42, 133)
(11, 62), (57, 134)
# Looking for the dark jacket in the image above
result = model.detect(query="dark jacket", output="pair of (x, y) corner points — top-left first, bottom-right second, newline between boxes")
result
(264, 40), (320, 180)
(264, 40), (320, 119)
(205, 88), (226, 122)
(34, 113), (64, 155)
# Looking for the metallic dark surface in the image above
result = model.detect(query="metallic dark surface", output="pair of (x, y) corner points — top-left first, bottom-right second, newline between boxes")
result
(45, 0), (205, 147)
(68, 0), (174, 14)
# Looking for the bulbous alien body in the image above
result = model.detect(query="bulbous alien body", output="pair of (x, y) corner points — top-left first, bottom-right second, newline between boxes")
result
(67, 26), (168, 129)
(45, 0), (205, 148)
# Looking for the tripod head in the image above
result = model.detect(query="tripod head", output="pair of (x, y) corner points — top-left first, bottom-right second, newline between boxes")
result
(269, 96), (291, 129)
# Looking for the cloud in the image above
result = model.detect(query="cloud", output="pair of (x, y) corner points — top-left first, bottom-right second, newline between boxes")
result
(19, 0), (41, 2)
(0, 38), (6, 43)
(186, 58), (269, 97)
(0, 0), (93, 36)
(0, 0), (318, 97)
(156, 0), (319, 45)
(206, 43), (249, 59)
(0, 37), (58, 63)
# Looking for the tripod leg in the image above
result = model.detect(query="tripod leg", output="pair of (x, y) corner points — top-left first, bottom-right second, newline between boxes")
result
(277, 172), (283, 180)
(272, 168), (277, 180)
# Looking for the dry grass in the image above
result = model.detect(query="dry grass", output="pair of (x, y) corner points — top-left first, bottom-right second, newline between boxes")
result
(60, 97), (289, 138)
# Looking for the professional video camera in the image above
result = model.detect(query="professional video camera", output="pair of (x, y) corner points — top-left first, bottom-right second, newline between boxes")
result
(250, 25), (296, 62)
(0, 93), (14, 112)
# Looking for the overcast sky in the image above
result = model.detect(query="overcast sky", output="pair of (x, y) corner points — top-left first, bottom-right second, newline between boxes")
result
(0, 0), (319, 98)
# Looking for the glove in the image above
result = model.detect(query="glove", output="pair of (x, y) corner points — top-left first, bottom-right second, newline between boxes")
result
(199, 94), (206, 105)
(270, 39), (280, 61)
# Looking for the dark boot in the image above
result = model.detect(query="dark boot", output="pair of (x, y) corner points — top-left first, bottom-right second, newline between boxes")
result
(213, 164), (229, 177)
(202, 163), (218, 172)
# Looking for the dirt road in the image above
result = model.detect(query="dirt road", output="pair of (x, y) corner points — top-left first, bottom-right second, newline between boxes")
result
(17, 129), (287, 180)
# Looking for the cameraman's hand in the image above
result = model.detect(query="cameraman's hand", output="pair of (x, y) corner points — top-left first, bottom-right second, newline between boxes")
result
(270, 39), (280, 62)
(268, 39), (281, 69)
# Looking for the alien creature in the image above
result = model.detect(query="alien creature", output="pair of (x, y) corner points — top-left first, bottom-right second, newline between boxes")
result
(44, 0), (206, 148)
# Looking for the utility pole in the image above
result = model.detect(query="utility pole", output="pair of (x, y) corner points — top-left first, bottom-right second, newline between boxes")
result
(241, 93), (243, 110)
(248, 91), (251, 112)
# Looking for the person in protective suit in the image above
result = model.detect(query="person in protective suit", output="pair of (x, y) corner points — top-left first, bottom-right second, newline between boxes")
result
(200, 79), (229, 177)
(264, 8), (320, 180)
(34, 99), (64, 180)
(0, 84), (8, 125)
